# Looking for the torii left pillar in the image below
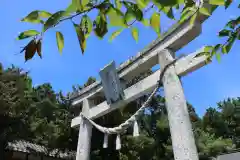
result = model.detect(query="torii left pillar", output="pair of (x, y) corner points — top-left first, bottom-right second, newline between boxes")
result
(76, 99), (93, 160)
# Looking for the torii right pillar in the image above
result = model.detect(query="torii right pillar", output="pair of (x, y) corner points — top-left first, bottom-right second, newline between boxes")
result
(159, 49), (199, 160)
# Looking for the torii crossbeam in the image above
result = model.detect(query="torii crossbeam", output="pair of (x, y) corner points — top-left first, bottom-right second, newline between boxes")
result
(71, 48), (207, 125)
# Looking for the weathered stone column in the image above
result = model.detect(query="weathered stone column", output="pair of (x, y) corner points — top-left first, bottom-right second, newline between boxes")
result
(76, 99), (93, 160)
(158, 49), (199, 160)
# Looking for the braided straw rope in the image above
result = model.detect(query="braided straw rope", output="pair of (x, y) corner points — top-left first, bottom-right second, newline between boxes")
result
(81, 85), (159, 134)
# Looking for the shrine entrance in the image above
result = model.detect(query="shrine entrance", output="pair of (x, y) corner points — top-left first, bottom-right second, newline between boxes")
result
(70, 2), (214, 160)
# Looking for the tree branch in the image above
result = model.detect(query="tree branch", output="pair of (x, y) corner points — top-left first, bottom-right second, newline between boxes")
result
(49, 0), (108, 31)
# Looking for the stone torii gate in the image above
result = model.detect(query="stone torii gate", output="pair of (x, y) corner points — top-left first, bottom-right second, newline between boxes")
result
(70, 3), (215, 160)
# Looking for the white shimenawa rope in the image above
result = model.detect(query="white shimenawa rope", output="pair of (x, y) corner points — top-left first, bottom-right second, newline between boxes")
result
(80, 85), (159, 135)
(80, 85), (159, 150)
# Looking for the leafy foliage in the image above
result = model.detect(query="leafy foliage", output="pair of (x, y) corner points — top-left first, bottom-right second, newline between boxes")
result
(201, 9), (240, 62)
(17, 0), (239, 62)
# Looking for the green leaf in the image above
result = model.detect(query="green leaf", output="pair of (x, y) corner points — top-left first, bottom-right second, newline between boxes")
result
(211, 47), (216, 58)
(141, 18), (150, 26)
(66, 3), (76, 13)
(199, 7), (211, 16)
(56, 32), (64, 54)
(150, 12), (161, 35)
(131, 4), (143, 21)
(190, 12), (198, 25)
(225, 17), (240, 30)
(21, 11), (43, 24)
(17, 30), (40, 40)
(124, 11), (136, 23)
(154, 0), (180, 7)
(115, 0), (122, 10)
(175, 4), (180, 9)
(166, 8), (175, 20)
(107, 7), (126, 27)
(179, 7), (194, 23)
(72, 0), (81, 11)
(80, 15), (93, 38)
(204, 46), (213, 53)
(123, 2), (143, 22)
(213, 44), (221, 52)
(218, 29), (231, 37)
(81, 0), (90, 9)
(94, 12), (108, 38)
(224, 37), (236, 53)
(152, 0), (163, 9)
(235, 16), (240, 25)
(215, 53), (221, 62)
(177, 0), (185, 4)
(238, 4), (240, 8)
(73, 23), (86, 54)
(162, 7), (175, 19)
(209, 0), (225, 5)
(210, 44), (221, 59)
(43, 11), (66, 32)
(109, 28), (123, 42)
(221, 45), (227, 54)
(226, 20), (236, 29)
(131, 27), (139, 43)
(225, 0), (232, 9)
(184, 0), (195, 7)
(39, 11), (52, 18)
(136, 0), (149, 9)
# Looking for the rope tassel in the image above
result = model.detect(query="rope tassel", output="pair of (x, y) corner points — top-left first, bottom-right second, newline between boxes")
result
(133, 120), (139, 137)
(116, 134), (121, 150)
(103, 134), (108, 148)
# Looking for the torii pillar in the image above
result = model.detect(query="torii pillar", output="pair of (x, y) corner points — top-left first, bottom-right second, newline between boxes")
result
(76, 99), (93, 160)
(159, 49), (199, 160)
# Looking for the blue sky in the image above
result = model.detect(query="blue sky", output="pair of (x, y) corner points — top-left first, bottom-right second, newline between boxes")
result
(0, 0), (240, 116)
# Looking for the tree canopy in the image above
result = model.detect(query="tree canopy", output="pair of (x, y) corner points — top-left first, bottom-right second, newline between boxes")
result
(16, 0), (240, 62)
